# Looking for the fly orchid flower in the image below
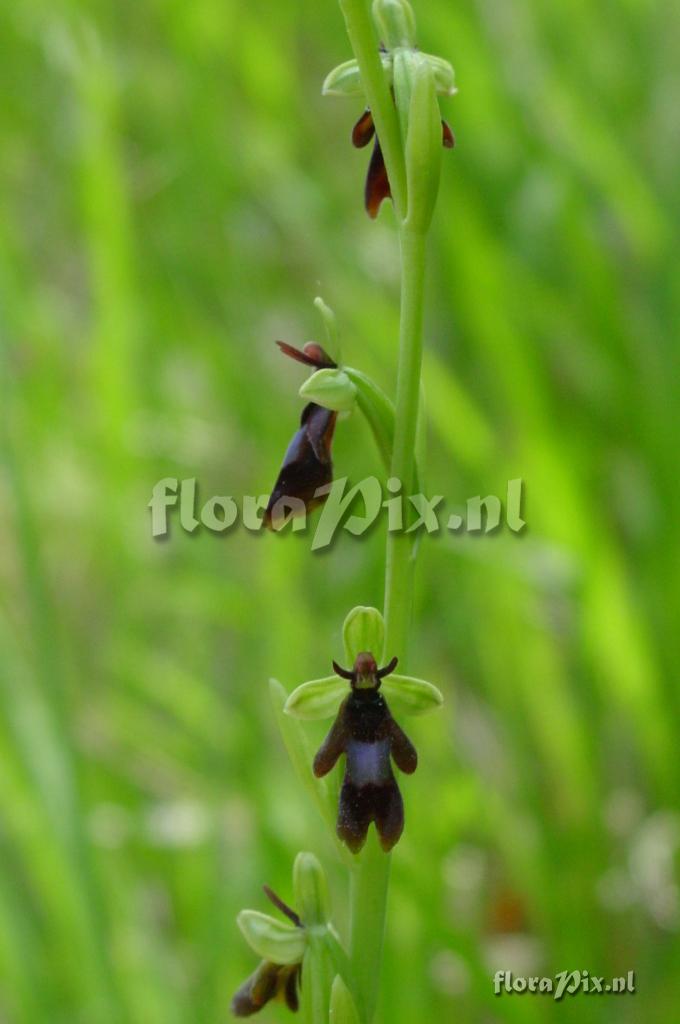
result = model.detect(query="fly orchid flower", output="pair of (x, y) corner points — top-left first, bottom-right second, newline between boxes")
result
(264, 341), (339, 530)
(284, 607), (444, 854)
(231, 886), (303, 1017)
(323, 3), (456, 220)
(351, 104), (454, 219)
(314, 651), (417, 852)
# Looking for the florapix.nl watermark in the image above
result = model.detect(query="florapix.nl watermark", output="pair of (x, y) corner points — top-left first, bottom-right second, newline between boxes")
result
(148, 476), (526, 550)
(493, 970), (636, 1000)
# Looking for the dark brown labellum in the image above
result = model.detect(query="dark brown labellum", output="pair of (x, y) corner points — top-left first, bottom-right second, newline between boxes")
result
(231, 961), (301, 1017)
(264, 402), (336, 529)
(264, 340), (339, 529)
(313, 652), (417, 853)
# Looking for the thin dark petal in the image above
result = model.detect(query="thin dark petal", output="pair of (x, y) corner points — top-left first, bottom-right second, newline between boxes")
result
(352, 108), (375, 148)
(376, 655), (398, 679)
(313, 704), (349, 777)
(365, 138), (392, 219)
(332, 659), (354, 681)
(262, 886), (301, 928)
(442, 119), (455, 149)
(276, 341), (336, 369)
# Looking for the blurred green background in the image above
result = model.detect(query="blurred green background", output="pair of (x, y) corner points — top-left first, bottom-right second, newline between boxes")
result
(1, 0), (679, 1021)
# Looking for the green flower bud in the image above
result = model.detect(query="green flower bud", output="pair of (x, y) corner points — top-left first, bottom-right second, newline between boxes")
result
(372, 0), (417, 50)
(381, 674), (444, 715)
(285, 676), (348, 720)
(237, 910), (306, 965)
(299, 368), (357, 413)
(329, 975), (361, 1024)
(404, 59), (442, 233)
(293, 851), (330, 928)
(343, 606), (386, 664)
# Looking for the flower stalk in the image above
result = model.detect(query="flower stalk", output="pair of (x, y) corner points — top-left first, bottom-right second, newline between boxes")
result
(234, 1), (453, 1020)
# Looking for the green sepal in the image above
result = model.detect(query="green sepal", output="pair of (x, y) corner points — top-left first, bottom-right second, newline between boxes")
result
(381, 674), (444, 715)
(322, 58), (363, 96)
(422, 53), (457, 96)
(285, 677), (348, 720)
(404, 59), (443, 233)
(391, 47), (418, 149)
(343, 367), (394, 471)
(322, 54), (393, 97)
(329, 975), (361, 1024)
(343, 606), (386, 664)
(300, 369), (357, 413)
(294, 852), (330, 927)
(237, 910), (306, 965)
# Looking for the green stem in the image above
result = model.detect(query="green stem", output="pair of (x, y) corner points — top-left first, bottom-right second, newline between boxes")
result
(337, 6), (430, 1022)
(384, 227), (426, 662)
(338, 0), (407, 218)
(348, 831), (390, 1022)
(348, 229), (427, 1024)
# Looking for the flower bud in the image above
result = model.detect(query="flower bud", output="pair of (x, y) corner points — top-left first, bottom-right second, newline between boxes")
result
(314, 295), (341, 363)
(343, 606), (386, 664)
(285, 676), (348, 720)
(299, 368), (357, 413)
(237, 910), (306, 965)
(372, 0), (417, 50)
(293, 851), (330, 928)
(381, 673), (444, 715)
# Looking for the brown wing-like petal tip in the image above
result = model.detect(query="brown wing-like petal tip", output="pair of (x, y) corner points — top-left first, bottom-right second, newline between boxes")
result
(442, 120), (455, 149)
(365, 138), (392, 219)
(352, 108), (375, 148)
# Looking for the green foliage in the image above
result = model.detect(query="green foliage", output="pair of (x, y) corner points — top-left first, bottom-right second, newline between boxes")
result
(0, 0), (678, 1022)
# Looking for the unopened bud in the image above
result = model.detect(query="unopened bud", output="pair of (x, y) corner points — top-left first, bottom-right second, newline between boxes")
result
(372, 0), (417, 50)
(293, 852), (330, 928)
